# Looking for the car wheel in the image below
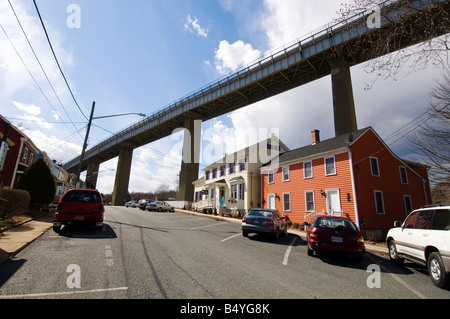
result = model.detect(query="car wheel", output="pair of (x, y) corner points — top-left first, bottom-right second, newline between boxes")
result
(53, 225), (61, 232)
(428, 252), (448, 288)
(158, 207), (162, 212)
(242, 231), (248, 237)
(307, 245), (314, 256)
(283, 225), (288, 236)
(388, 240), (404, 265)
(273, 228), (280, 240)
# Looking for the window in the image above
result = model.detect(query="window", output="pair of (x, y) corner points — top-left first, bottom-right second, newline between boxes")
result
(205, 171), (210, 181)
(210, 188), (215, 199)
(374, 190), (385, 214)
(239, 158), (247, 171)
(304, 161), (313, 179)
(268, 169), (274, 184)
(229, 162), (235, 175)
(230, 184), (238, 199)
(220, 165), (226, 177)
(305, 191), (315, 212)
(404, 195), (413, 216)
(400, 167), (408, 184)
(212, 168), (217, 179)
(432, 209), (450, 231)
(325, 156), (336, 175)
(282, 166), (290, 182)
(370, 157), (380, 176)
(283, 193), (291, 211)
(239, 183), (245, 200)
(404, 211), (419, 228)
(417, 211), (433, 230)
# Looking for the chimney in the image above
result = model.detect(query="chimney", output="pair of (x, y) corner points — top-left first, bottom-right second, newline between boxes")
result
(311, 129), (320, 145)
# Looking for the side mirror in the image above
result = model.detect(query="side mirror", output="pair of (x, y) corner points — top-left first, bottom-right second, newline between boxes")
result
(394, 221), (402, 228)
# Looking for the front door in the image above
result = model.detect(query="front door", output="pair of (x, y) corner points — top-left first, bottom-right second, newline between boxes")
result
(219, 188), (225, 207)
(268, 194), (276, 209)
(326, 189), (341, 215)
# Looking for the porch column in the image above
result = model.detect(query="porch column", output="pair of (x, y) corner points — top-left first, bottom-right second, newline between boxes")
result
(112, 146), (133, 206)
(330, 56), (358, 136)
(178, 119), (201, 201)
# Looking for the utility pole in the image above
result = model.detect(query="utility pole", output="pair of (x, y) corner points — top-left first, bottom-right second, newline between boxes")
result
(75, 101), (95, 187)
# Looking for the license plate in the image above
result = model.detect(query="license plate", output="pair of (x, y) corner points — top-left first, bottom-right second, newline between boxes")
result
(74, 216), (85, 221)
(252, 220), (260, 225)
(331, 236), (343, 243)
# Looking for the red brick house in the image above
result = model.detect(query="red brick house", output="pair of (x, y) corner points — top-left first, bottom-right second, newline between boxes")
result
(260, 127), (431, 239)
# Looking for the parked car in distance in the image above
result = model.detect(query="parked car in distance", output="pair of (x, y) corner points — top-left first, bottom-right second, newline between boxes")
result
(53, 189), (104, 232)
(386, 204), (450, 288)
(304, 215), (365, 261)
(125, 200), (138, 208)
(242, 208), (287, 239)
(139, 199), (151, 210)
(146, 201), (175, 212)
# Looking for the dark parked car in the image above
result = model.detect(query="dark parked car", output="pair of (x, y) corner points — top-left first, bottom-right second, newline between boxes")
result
(242, 208), (287, 239)
(304, 215), (365, 260)
(139, 199), (151, 210)
(53, 189), (104, 232)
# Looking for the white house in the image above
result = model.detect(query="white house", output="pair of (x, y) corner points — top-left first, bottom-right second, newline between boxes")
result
(193, 134), (289, 217)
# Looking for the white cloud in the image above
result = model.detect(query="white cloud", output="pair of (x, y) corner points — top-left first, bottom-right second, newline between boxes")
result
(12, 100), (41, 115)
(214, 40), (261, 74)
(184, 14), (208, 38)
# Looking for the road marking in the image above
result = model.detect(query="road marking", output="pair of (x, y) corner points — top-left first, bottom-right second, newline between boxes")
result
(283, 237), (298, 266)
(189, 223), (223, 230)
(366, 254), (427, 299)
(105, 245), (114, 266)
(0, 287), (128, 299)
(221, 233), (241, 242)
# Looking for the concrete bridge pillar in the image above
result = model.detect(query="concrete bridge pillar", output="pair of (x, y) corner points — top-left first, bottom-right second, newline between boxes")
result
(330, 56), (358, 136)
(112, 146), (133, 206)
(178, 119), (201, 201)
(85, 161), (100, 190)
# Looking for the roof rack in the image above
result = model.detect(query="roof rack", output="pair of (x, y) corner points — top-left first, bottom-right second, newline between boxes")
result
(420, 203), (450, 208)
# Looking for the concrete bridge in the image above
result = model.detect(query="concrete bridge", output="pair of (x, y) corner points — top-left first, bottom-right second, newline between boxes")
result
(63, 0), (448, 205)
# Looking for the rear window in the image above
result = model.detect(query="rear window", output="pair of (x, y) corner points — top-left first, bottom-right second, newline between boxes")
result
(433, 209), (450, 230)
(62, 191), (101, 203)
(248, 210), (274, 218)
(315, 217), (357, 231)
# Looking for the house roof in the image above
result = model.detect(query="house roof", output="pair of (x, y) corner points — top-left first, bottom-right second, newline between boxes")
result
(262, 127), (372, 167)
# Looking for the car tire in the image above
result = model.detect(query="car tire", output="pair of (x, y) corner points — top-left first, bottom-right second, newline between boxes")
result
(53, 225), (61, 232)
(283, 225), (288, 236)
(273, 228), (280, 240)
(158, 207), (162, 212)
(242, 231), (249, 237)
(307, 245), (314, 256)
(388, 240), (404, 265)
(428, 252), (448, 288)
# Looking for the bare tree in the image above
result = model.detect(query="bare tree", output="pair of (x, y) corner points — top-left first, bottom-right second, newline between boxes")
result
(409, 74), (450, 185)
(338, 0), (450, 89)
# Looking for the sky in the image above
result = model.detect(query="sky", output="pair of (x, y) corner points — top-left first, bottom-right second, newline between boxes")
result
(0, 0), (447, 194)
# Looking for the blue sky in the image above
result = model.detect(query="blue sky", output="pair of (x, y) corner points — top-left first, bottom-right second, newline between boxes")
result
(0, 0), (447, 194)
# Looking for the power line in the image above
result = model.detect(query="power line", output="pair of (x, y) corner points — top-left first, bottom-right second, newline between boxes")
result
(7, 0), (83, 141)
(32, 0), (88, 120)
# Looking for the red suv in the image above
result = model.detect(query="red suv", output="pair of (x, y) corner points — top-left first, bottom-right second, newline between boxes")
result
(53, 189), (104, 232)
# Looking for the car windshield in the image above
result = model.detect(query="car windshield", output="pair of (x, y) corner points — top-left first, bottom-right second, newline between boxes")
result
(62, 191), (101, 203)
(315, 217), (357, 231)
(248, 210), (274, 218)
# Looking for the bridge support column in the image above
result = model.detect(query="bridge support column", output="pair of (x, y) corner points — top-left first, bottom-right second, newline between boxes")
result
(112, 146), (133, 206)
(330, 56), (358, 136)
(85, 161), (100, 189)
(178, 119), (201, 201)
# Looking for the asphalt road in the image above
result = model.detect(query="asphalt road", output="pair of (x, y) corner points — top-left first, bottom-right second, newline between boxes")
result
(0, 206), (449, 302)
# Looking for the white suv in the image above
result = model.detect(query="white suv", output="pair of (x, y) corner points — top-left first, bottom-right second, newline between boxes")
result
(386, 204), (450, 288)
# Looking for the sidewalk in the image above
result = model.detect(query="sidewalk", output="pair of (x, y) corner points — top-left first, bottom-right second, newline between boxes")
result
(0, 214), (53, 266)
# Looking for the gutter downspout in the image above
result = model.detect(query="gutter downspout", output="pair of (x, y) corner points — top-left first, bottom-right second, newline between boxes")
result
(348, 147), (360, 229)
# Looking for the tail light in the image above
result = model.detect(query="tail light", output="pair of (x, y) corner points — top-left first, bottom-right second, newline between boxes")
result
(56, 204), (61, 213)
(309, 231), (318, 241)
(267, 220), (274, 227)
(99, 205), (105, 214)
(242, 216), (247, 223)
(356, 236), (364, 245)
